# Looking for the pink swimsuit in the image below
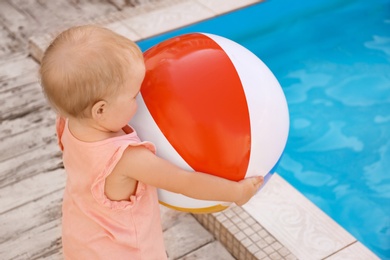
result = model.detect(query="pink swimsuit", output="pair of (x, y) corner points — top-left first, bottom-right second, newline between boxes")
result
(56, 117), (166, 259)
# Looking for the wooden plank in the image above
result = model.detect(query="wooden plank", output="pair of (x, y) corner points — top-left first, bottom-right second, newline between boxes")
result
(0, 180), (63, 260)
(66, 0), (118, 18)
(0, 1), (34, 35)
(0, 134), (61, 189)
(108, 0), (129, 9)
(0, 218), (62, 260)
(0, 110), (56, 162)
(38, 249), (63, 260)
(0, 0), (119, 57)
(3, 0), (117, 39)
(164, 214), (214, 259)
(0, 22), (21, 58)
(0, 1), (29, 36)
(28, 33), (53, 63)
(0, 105), (55, 140)
(0, 81), (49, 121)
(0, 188), (63, 244)
(159, 205), (188, 231)
(0, 1), (39, 55)
(178, 241), (235, 260)
(42, 0), (98, 23)
(0, 53), (37, 83)
(29, 19), (142, 63)
(109, 0), (168, 10)
(30, 0), (118, 37)
(0, 168), (65, 214)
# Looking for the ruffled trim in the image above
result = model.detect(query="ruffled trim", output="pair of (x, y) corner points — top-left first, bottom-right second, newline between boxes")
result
(55, 116), (66, 151)
(91, 141), (156, 210)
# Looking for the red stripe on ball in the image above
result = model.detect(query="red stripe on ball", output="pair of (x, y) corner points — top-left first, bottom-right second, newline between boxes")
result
(141, 33), (251, 181)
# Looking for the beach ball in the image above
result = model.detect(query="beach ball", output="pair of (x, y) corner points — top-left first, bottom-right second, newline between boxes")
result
(130, 33), (289, 213)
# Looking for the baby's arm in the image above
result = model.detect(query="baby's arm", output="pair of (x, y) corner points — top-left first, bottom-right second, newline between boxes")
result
(116, 146), (263, 206)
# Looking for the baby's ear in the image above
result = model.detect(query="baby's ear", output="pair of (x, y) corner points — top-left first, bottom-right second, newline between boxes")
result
(91, 100), (107, 120)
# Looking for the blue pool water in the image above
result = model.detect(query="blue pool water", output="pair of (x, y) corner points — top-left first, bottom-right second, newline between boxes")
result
(137, 0), (390, 258)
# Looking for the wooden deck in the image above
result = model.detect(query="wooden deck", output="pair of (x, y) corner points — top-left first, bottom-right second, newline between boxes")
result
(0, 1), (235, 259)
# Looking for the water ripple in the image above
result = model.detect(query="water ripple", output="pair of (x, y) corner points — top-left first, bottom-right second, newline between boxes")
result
(299, 121), (364, 152)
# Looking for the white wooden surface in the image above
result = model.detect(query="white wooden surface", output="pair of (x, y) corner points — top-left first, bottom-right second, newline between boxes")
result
(0, 51), (64, 259)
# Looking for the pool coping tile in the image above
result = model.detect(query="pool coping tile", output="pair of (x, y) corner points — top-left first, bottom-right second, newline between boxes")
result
(324, 241), (381, 260)
(195, 0), (262, 15)
(118, 0), (215, 39)
(193, 205), (297, 260)
(244, 174), (380, 260)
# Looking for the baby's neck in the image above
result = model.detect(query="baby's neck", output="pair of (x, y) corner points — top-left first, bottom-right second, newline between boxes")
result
(67, 117), (125, 142)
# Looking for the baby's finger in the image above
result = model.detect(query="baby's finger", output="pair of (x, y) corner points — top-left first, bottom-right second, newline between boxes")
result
(256, 173), (273, 193)
(251, 176), (264, 188)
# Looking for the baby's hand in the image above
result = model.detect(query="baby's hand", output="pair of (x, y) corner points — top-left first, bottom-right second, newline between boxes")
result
(235, 176), (264, 206)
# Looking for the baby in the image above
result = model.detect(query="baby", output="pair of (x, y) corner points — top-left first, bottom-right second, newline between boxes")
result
(40, 25), (263, 259)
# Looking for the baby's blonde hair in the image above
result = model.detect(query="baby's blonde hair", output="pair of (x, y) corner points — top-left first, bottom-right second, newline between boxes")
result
(40, 25), (143, 117)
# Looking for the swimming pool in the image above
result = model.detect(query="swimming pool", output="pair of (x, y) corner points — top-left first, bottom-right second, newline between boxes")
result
(137, 0), (390, 258)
